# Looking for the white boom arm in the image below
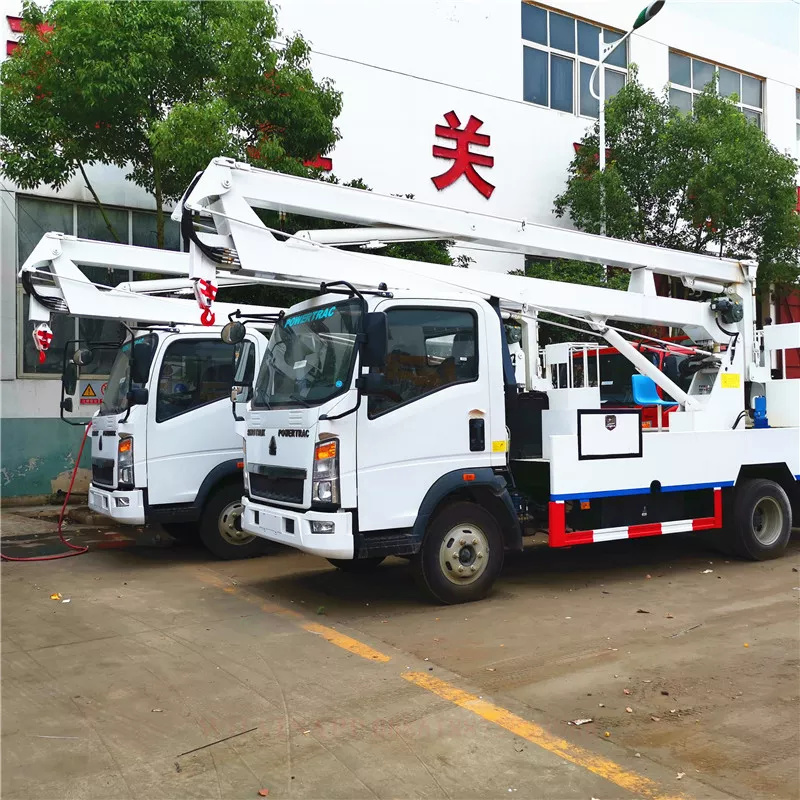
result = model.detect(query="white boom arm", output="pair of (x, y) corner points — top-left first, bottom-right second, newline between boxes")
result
(19, 232), (283, 326)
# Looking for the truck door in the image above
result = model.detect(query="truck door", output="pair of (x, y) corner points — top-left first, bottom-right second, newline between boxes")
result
(356, 300), (496, 533)
(146, 335), (248, 507)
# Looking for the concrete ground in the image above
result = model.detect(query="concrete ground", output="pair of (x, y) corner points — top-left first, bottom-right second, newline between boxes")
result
(1, 513), (798, 800)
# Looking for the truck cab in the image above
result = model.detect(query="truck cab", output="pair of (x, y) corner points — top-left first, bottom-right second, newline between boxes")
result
(82, 324), (271, 558)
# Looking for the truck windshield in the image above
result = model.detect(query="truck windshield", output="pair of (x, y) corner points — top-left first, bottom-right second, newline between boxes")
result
(100, 333), (157, 415)
(253, 298), (362, 409)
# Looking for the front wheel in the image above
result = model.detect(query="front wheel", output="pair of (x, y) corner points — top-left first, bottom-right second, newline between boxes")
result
(199, 483), (267, 560)
(412, 501), (504, 604)
(728, 479), (792, 561)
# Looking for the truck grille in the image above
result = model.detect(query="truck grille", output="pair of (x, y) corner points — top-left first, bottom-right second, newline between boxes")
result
(249, 465), (306, 505)
(92, 458), (115, 488)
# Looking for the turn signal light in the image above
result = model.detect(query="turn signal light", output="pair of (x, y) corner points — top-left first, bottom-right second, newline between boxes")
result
(463, 473), (476, 482)
(315, 441), (337, 461)
(118, 438), (132, 454)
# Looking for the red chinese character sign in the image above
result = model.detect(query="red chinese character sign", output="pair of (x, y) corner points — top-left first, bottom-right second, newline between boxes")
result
(431, 111), (495, 199)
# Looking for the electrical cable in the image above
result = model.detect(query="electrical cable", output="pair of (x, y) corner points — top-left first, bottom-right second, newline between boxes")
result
(731, 409), (748, 430)
(1, 422), (91, 562)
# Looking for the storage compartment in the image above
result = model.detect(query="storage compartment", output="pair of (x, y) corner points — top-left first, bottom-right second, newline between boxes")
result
(505, 390), (549, 459)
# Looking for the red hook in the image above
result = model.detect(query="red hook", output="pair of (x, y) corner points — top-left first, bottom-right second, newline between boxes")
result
(200, 308), (216, 327)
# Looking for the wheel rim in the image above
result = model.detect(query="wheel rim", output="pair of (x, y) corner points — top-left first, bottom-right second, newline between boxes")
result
(439, 523), (490, 586)
(751, 496), (783, 546)
(218, 501), (254, 546)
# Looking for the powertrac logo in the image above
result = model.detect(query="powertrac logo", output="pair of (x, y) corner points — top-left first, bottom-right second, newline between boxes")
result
(278, 429), (310, 438)
(284, 307), (337, 328)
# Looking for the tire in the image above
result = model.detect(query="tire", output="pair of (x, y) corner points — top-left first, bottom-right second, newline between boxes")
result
(161, 522), (198, 543)
(327, 557), (385, 573)
(199, 483), (267, 560)
(728, 479), (792, 561)
(412, 501), (504, 604)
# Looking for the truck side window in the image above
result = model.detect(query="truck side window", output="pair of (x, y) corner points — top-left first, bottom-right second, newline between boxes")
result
(369, 307), (478, 417)
(156, 339), (235, 422)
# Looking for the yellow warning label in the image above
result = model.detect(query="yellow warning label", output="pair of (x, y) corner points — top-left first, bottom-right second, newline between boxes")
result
(492, 440), (507, 453)
(81, 384), (97, 398)
(721, 373), (741, 389)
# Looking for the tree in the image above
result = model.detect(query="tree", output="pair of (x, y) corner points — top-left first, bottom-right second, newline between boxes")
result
(1, 0), (341, 247)
(552, 70), (800, 290)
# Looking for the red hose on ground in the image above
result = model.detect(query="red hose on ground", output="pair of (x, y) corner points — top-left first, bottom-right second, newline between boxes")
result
(1, 422), (92, 562)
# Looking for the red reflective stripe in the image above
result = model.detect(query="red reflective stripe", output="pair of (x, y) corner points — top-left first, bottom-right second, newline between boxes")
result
(691, 516), (717, 531)
(547, 501), (566, 547)
(627, 522), (662, 538)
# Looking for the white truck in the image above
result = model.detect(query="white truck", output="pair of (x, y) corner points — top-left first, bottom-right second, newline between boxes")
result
(170, 158), (799, 602)
(20, 234), (282, 558)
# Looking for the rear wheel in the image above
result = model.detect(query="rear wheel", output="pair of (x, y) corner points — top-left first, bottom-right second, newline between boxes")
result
(728, 479), (791, 561)
(199, 483), (267, 560)
(327, 557), (385, 573)
(412, 501), (503, 604)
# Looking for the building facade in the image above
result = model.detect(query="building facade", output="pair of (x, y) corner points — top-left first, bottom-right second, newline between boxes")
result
(2, 0), (799, 497)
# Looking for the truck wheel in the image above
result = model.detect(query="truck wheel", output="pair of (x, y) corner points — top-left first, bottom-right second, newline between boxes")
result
(413, 501), (503, 604)
(729, 479), (791, 561)
(327, 557), (385, 573)
(200, 483), (267, 560)
(161, 522), (197, 543)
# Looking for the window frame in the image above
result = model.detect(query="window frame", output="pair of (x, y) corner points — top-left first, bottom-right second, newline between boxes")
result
(155, 336), (237, 423)
(667, 49), (765, 129)
(367, 306), (480, 420)
(521, 2), (628, 120)
(15, 194), (185, 379)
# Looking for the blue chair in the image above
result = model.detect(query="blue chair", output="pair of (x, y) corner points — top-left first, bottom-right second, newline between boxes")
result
(631, 374), (678, 430)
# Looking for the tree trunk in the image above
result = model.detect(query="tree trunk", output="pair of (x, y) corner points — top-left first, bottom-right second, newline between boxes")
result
(153, 159), (165, 249)
(78, 162), (121, 242)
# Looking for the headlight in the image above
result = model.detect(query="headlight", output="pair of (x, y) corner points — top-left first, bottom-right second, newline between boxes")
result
(312, 439), (339, 506)
(118, 435), (134, 488)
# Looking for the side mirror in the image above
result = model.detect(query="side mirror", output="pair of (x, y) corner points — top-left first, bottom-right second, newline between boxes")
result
(61, 397), (74, 413)
(221, 321), (246, 345)
(231, 384), (251, 404)
(62, 362), (78, 396)
(362, 312), (388, 369)
(357, 372), (402, 402)
(72, 348), (94, 366)
(126, 387), (149, 407)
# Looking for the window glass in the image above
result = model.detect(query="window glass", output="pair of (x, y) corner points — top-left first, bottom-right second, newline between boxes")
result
(17, 197), (73, 266)
(604, 69), (625, 101)
(77, 204), (128, 244)
(521, 3), (546, 44)
(742, 108), (761, 128)
(602, 30), (626, 68)
(579, 61), (599, 117)
(369, 308), (478, 417)
(549, 11), (575, 52)
(550, 54), (574, 112)
(741, 75), (762, 108)
(669, 88), (692, 113)
(669, 52), (691, 86)
(131, 210), (183, 251)
(796, 90), (800, 119)
(20, 294), (77, 375)
(156, 339), (235, 422)
(101, 333), (158, 415)
(718, 68), (740, 99)
(523, 46), (548, 105)
(577, 20), (599, 60)
(692, 59), (714, 90)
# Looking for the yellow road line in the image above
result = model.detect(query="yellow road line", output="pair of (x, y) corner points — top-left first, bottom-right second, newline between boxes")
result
(404, 672), (682, 800)
(303, 622), (391, 662)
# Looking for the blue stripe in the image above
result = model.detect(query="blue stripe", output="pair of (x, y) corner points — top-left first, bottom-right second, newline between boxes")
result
(551, 480), (734, 502)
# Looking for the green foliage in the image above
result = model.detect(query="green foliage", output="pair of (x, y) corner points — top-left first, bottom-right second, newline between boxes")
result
(1, 0), (342, 245)
(554, 70), (800, 289)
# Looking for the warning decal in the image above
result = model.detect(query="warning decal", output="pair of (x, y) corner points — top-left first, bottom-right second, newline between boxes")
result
(78, 380), (105, 406)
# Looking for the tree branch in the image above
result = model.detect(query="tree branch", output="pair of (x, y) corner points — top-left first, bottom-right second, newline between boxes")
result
(77, 162), (121, 242)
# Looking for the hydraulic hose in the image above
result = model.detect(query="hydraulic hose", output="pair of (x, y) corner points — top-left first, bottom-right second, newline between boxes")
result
(1, 423), (91, 562)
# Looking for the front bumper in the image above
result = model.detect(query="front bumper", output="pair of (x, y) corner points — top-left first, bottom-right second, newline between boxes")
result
(87, 484), (146, 526)
(241, 497), (354, 559)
